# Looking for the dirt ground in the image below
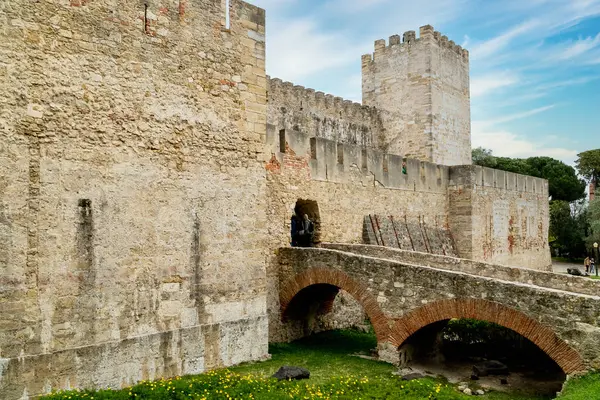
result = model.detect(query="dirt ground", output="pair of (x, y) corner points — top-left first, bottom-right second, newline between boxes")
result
(408, 360), (564, 397)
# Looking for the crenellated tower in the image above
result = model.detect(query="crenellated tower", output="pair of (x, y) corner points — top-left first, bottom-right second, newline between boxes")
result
(362, 25), (472, 166)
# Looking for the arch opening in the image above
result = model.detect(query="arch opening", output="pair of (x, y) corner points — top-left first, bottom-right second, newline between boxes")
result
(390, 298), (585, 375)
(398, 318), (566, 396)
(279, 268), (390, 343)
(294, 199), (321, 244)
(283, 283), (369, 337)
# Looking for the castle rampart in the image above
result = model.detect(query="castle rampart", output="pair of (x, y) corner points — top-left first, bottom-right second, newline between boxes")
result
(268, 78), (384, 147)
(0, 1), (553, 396)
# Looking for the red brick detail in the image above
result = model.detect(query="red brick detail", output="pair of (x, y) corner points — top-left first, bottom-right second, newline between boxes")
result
(390, 298), (585, 374)
(265, 154), (281, 173)
(219, 79), (236, 87)
(280, 267), (390, 342)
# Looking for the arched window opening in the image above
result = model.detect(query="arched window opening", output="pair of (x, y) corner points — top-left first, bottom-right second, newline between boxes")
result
(294, 199), (321, 244)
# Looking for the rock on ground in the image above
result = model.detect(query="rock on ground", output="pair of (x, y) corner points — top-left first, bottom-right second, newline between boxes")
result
(271, 366), (310, 381)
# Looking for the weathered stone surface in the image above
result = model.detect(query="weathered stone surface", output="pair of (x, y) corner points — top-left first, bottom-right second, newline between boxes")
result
(0, 0), (555, 396)
(322, 244), (598, 297)
(362, 27), (471, 166)
(277, 247), (600, 374)
(0, 0), (269, 397)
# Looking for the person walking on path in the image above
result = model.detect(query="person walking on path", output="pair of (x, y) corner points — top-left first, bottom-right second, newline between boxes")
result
(585, 256), (591, 274)
(591, 258), (597, 276)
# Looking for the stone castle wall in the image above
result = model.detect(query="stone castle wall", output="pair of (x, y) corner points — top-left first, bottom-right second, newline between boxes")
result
(449, 166), (551, 270)
(362, 26), (471, 166)
(0, 0), (554, 395)
(264, 127), (450, 342)
(267, 78), (384, 147)
(0, 0), (269, 397)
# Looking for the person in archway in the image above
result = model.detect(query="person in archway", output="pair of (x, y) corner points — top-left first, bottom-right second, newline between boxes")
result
(299, 214), (314, 247)
(290, 212), (301, 247)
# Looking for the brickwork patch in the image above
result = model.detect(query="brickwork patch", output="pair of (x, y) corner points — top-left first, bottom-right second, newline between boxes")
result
(390, 298), (585, 374)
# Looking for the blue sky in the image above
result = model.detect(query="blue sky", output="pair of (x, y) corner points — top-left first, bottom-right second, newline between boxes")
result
(250, 0), (600, 165)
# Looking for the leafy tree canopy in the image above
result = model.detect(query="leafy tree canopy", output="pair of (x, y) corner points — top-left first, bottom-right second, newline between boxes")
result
(471, 147), (586, 202)
(588, 198), (600, 249)
(576, 149), (600, 186)
(549, 200), (588, 258)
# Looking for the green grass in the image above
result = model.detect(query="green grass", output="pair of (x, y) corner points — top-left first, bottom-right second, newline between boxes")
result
(40, 329), (578, 400)
(558, 372), (600, 399)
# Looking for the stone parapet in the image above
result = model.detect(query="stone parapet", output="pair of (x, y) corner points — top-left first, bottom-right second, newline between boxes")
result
(266, 128), (449, 193)
(268, 78), (378, 124)
(362, 25), (469, 64)
(267, 77), (383, 147)
(449, 165), (549, 195)
(320, 243), (598, 297)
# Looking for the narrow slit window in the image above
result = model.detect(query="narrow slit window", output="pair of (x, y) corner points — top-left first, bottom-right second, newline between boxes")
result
(225, 0), (231, 30)
(337, 144), (344, 164)
(361, 148), (367, 170)
(144, 4), (149, 34)
(279, 129), (286, 153)
(310, 138), (317, 159)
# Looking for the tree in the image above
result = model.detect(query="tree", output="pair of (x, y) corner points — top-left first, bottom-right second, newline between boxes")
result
(587, 198), (600, 252)
(549, 200), (588, 258)
(471, 150), (586, 202)
(576, 149), (600, 189)
(472, 147), (495, 166)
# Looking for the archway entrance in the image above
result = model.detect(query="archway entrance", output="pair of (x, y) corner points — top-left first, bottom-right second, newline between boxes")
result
(388, 298), (583, 396)
(294, 199), (321, 244)
(397, 318), (566, 396)
(279, 268), (390, 343)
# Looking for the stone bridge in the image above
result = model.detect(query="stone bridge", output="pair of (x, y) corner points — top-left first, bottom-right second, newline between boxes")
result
(276, 245), (600, 375)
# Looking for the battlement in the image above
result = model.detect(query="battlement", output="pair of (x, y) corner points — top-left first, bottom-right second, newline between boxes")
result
(268, 77), (377, 120)
(449, 165), (549, 195)
(362, 25), (469, 64)
(267, 128), (449, 194)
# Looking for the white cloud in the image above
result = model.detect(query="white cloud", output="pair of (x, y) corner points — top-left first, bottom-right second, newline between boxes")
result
(552, 33), (600, 60)
(470, 72), (520, 97)
(470, 20), (539, 60)
(265, 19), (367, 82)
(472, 128), (578, 164)
(325, 0), (390, 13)
(461, 34), (470, 48)
(485, 105), (556, 124)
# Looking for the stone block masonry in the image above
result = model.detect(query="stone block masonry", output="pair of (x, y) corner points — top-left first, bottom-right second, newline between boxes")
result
(362, 25), (471, 165)
(0, 0), (555, 395)
(278, 247), (597, 374)
(448, 165), (551, 270)
(0, 0), (269, 397)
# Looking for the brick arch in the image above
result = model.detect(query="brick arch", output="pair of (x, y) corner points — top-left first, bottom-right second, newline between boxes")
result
(279, 267), (390, 341)
(390, 298), (585, 374)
